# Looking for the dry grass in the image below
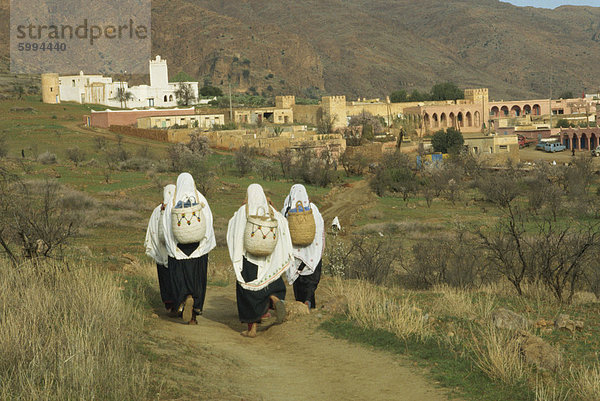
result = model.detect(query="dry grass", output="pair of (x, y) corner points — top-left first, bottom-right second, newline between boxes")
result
(468, 324), (526, 385)
(432, 285), (497, 321)
(535, 378), (570, 401)
(331, 278), (432, 341)
(0, 258), (151, 400)
(569, 364), (600, 401)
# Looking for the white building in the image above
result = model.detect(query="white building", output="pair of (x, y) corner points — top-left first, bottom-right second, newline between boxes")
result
(57, 56), (199, 109)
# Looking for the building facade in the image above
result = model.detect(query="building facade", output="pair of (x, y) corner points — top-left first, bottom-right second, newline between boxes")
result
(51, 56), (199, 109)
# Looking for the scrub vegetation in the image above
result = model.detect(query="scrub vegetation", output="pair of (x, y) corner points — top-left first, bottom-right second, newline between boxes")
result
(3, 97), (600, 400)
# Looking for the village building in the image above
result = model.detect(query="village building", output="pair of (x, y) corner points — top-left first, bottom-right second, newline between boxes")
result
(137, 113), (225, 130)
(83, 107), (197, 128)
(44, 56), (199, 109)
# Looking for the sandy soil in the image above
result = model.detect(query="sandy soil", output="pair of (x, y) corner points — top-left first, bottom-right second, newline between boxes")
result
(146, 283), (460, 401)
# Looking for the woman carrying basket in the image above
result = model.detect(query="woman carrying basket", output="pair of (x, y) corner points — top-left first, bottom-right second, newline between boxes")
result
(282, 184), (325, 309)
(163, 173), (216, 325)
(227, 184), (294, 338)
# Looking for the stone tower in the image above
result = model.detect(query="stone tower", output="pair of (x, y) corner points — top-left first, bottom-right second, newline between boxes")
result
(464, 88), (489, 130)
(276, 95), (296, 109)
(321, 95), (347, 129)
(149, 55), (169, 88)
(41, 73), (60, 104)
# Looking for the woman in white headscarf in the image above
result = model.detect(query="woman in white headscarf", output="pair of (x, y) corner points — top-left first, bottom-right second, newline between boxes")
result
(145, 184), (176, 313)
(282, 184), (325, 309)
(227, 184), (294, 337)
(163, 173), (216, 324)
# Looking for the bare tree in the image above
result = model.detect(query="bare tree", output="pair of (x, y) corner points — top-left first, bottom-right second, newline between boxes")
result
(175, 82), (196, 106)
(0, 178), (81, 261)
(317, 112), (336, 135)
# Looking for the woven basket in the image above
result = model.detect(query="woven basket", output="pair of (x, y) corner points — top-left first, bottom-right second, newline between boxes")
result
(171, 191), (207, 244)
(244, 204), (278, 257)
(288, 201), (316, 246)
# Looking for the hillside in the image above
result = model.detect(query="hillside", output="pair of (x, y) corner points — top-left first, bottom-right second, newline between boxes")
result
(2, 0), (600, 100)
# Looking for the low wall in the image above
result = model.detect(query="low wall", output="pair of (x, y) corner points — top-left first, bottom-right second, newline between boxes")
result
(108, 126), (197, 143)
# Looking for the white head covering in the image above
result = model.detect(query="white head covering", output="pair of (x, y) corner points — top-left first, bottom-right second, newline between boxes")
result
(144, 184), (176, 266)
(163, 173), (216, 260)
(281, 184), (325, 284)
(227, 184), (294, 291)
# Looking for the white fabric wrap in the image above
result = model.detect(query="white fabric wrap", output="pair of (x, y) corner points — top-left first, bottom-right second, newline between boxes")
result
(227, 184), (293, 291)
(281, 184), (325, 284)
(163, 173), (216, 260)
(144, 184), (176, 266)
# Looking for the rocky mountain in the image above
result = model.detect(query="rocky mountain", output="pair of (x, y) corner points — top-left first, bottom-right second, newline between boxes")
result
(2, 0), (600, 100)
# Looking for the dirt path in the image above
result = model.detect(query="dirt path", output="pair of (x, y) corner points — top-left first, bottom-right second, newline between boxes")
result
(318, 179), (378, 231)
(146, 283), (459, 401)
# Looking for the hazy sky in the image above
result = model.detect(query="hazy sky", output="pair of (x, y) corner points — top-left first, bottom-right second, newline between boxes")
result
(503, 0), (599, 8)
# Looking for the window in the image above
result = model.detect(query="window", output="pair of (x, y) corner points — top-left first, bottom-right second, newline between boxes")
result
(72, 80), (76, 87)
(499, 145), (508, 151)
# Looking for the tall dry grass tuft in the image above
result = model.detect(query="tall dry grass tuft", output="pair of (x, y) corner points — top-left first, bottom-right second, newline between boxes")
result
(432, 285), (497, 321)
(469, 324), (526, 385)
(0, 258), (150, 400)
(535, 378), (570, 401)
(569, 364), (600, 401)
(331, 278), (432, 341)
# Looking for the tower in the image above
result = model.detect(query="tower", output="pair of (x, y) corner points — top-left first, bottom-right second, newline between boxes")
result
(41, 73), (60, 104)
(321, 95), (347, 129)
(276, 95), (296, 109)
(149, 55), (169, 88)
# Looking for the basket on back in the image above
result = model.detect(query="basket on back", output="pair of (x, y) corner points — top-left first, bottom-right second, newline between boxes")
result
(171, 190), (207, 244)
(244, 204), (278, 257)
(287, 201), (316, 247)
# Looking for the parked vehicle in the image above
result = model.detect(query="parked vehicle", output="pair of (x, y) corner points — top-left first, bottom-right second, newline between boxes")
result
(591, 146), (600, 157)
(535, 142), (547, 151)
(518, 135), (537, 148)
(544, 142), (566, 153)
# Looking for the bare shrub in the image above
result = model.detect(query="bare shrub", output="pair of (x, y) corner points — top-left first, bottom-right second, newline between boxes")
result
(187, 133), (211, 156)
(136, 145), (152, 159)
(66, 146), (86, 166)
(339, 149), (371, 176)
(254, 159), (279, 181)
(343, 231), (402, 285)
(560, 155), (593, 198)
(105, 145), (130, 163)
(60, 187), (99, 210)
(0, 179), (81, 260)
(37, 151), (57, 165)
(408, 229), (488, 289)
(234, 145), (256, 176)
(0, 258), (151, 400)
(370, 151), (418, 199)
(322, 236), (351, 278)
(118, 157), (155, 171)
(93, 136), (107, 151)
(475, 167), (522, 210)
(530, 220), (600, 303)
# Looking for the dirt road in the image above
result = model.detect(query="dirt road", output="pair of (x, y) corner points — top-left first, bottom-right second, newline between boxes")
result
(146, 283), (459, 401)
(318, 179), (378, 231)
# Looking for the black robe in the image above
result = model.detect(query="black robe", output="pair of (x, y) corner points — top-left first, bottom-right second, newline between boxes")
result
(236, 257), (286, 323)
(168, 242), (208, 313)
(156, 263), (175, 309)
(293, 260), (322, 309)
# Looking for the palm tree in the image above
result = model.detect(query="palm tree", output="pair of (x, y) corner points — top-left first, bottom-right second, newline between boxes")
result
(113, 87), (134, 108)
